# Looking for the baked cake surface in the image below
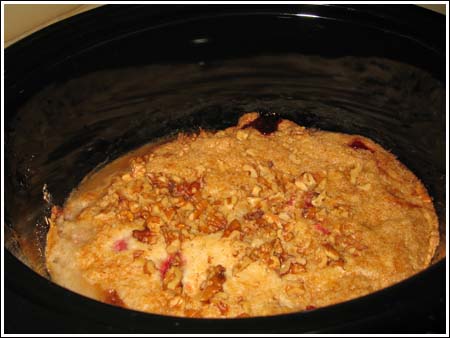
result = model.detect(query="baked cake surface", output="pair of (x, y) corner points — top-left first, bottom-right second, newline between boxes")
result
(46, 112), (439, 317)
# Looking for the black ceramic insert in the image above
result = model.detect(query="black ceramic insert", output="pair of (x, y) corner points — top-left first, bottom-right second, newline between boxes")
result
(4, 5), (446, 333)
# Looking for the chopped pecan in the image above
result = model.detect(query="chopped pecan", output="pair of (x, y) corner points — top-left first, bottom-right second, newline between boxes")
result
(147, 173), (169, 188)
(279, 256), (306, 276)
(240, 238), (288, 274)
(328, 258), (345, 267)
(129, 201), (141, 213)
(303, 207), (316, 220)
(267, 255), (281, 270)
(162, 207), (176, 221)
(169, 180), (201, 200)
(140, 211), (150, 220)
(283, 231), (295, 242)
(244, 209), (264, 221)
(322, 243), (340, 260)
(243, 164), (258, 178)
(160, 252), (183, 279)
(302, 172), (316, 188)
(161, 226), (181, 245)
(311, 192), (326, 207)
(168, 296), (184, 308)
(314, 223), (331, 235)
(118, 210), (134, 222)
(303, 191), (318, 209)
(143, 259), (157, 275)
(195, 198), (209, 212)
(251, 185), (262, 196)
(272, 238), (284, 256)
(132, 228), (156, 244)
(200, 265), (226, 302)
(130, 157), (146, 178)
(247, 197), (262, 208)
(163, 266), (183, 292)
(199, 213), (227, 234)
(222, 219), (242, 238)
(336, 232), (367, 253)
(302, 191), (319, 219)
(224, 196), (238, 209)
(290, 262), (307, 274)
(278, 212), (291, 221)
(189, 199), (208, 221)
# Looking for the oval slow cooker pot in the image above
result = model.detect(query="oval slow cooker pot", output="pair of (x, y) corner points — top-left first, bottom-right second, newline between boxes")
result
(4, 5), (446, 333)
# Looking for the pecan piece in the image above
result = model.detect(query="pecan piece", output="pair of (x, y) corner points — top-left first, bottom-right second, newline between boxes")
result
(199, 213), (227, 234)
(315, 223), (331, 235)
(244, 209), (264, 221)
(147, 173), (169, 188)
(216, 301), (229, 315)
(323, 243), (340, 260)
(160, 252), (183, 279)
(161, 226), (181, 245)
(132, 228), (156, 244)
(222, 219), (242, 238)
(200, 265), (226, 302)
(303, 191), (318, 209)
(163, 266), (183, 292)
(143, 259), (157, 275)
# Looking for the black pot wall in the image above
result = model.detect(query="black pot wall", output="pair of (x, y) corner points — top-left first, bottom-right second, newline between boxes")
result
(4, 5), (446, 333)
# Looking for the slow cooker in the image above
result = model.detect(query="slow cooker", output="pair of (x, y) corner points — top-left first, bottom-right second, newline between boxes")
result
(4, 5), (446, 333)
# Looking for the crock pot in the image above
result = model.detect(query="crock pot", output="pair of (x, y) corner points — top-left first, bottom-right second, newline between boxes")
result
(4, 5), (446, 333)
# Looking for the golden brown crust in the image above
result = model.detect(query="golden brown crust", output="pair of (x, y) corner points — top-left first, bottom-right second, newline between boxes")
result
(46, 112), (439, 318)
